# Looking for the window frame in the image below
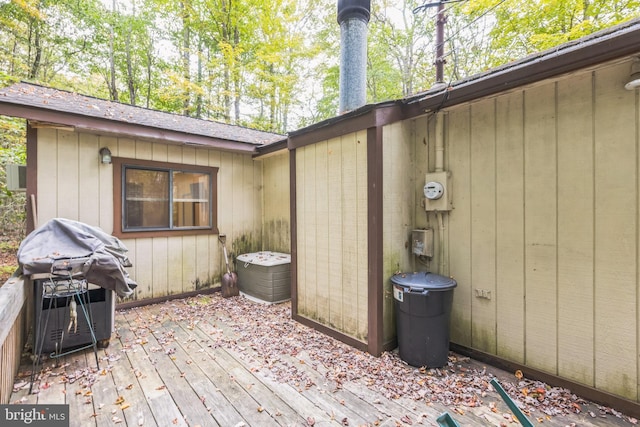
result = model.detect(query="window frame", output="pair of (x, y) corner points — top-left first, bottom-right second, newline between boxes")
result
(112, 157), (219, 238)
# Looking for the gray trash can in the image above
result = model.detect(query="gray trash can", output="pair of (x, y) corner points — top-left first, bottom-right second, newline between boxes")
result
(391, 272), (457, 368)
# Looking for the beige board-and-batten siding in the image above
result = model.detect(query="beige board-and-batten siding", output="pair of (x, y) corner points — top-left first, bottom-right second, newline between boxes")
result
(381, 119), (431, 346)
(295, 131), (369, 343)
(35, 128), (263, 301)
(261, 150), (291, 254)
(412, 57), (637, 402)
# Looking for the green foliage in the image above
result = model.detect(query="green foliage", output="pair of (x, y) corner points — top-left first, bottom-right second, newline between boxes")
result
(0, 115), (26, 240)
(368, 0), (436, 98)
(0, 0), (637, 241)
(0, 0), (639, 132)
(456, 0), (640, 69)
(0, 115), (26, 184)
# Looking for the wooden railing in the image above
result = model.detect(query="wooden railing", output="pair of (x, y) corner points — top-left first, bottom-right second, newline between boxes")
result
(0, 274), (31, 404)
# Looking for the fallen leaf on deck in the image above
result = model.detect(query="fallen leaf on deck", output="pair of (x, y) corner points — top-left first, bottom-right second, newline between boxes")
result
(400, 415), (412, 424)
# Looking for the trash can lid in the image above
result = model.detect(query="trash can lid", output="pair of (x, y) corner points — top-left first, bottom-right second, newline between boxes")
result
(390, 272), (457, 291)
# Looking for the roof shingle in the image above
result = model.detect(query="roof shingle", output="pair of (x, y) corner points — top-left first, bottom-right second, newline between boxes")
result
(0, 82), (285, 147)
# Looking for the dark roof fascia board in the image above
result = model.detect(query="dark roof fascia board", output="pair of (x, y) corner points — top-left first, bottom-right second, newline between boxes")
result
(0, 103), (257, 154)
(414, 18), (640, 113)
(253, 138), (289, 158)
(288, 101), (404, 149)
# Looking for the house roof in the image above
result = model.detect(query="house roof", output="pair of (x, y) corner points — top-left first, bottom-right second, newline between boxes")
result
(0, 82), (286, 154)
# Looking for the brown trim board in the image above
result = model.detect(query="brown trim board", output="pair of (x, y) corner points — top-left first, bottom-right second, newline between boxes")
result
(367, 126), (384, 356)
(292, 313), (368, 353)
(111, 156), (220, 239)
(288, 103), (405, 151)
(289, 148), (298, 320)
(451, 343), (640, 419)
(254, 138), (288, 158)
(116, 286), (220, 311)
(26, 124), (37, 234)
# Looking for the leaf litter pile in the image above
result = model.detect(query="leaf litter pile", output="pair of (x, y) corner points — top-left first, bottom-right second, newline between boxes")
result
(15, 292), (637, 426)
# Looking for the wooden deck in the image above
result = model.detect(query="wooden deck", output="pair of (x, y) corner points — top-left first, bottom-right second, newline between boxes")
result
(9, 293), (637, 426)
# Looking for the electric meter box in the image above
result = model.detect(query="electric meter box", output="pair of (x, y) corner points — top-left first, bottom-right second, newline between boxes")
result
(423, 171), (452, 211)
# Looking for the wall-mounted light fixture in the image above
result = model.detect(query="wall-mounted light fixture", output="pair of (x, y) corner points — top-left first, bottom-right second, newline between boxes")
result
(99, 147), (112, 164)
(625, 57), (640, 90)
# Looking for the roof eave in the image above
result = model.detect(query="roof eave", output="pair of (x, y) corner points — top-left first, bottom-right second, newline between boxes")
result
(254, 138), (289, 158)
(0, 103), (258, 154)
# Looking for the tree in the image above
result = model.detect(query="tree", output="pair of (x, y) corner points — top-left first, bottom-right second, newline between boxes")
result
(455, 0), (640, 69)
(369, 0), (436, 98)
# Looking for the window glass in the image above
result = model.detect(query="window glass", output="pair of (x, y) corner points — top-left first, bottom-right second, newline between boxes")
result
(122, 165), (213, 231)
(172, 171), (210, 227)
(124, 168), (170, 228)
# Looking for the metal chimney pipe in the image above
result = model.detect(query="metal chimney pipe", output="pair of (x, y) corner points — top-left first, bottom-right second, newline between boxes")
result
(337, 0), (371, 114)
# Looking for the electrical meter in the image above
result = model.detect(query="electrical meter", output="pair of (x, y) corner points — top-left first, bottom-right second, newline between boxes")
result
(423, 171), (452, 211)
(424, 181), (444, 200)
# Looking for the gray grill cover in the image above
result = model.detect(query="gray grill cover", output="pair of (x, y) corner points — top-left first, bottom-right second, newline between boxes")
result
(18, 218), (136, 297)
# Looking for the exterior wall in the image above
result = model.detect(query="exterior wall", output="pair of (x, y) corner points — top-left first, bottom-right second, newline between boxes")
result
(382, 120), (424, 344)
(428, 57), (638, 401)
(35, 130), (263, 301)
(261, 151), (291, 253)
(295, 131), (369, 342)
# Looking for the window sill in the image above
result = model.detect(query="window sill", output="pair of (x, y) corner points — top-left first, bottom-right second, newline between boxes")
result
(112, 226), (219, 240)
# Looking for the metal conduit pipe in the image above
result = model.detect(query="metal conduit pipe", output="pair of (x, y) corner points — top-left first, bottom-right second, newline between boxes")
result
(434, 112), (446, 274)
(434, 112), (445, 172)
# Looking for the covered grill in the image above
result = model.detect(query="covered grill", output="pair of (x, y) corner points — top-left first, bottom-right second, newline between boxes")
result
(18, 218), (137, 364)
(18, 218), (137, 298)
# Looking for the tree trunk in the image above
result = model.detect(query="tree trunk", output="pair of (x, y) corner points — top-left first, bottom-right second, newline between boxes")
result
(125, 29), (136, 105)
(28, 19), (41, 79)
(181, 1), (191, 116)
(196, 38), (203, 119)
(109, 0), (119, 101)
(233, 27), (240, 123)
(146, 45), (152, 109)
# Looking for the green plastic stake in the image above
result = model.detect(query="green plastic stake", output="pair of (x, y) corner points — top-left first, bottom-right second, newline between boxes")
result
(490, 378), (535, 427)
(436, 412), (461, 427)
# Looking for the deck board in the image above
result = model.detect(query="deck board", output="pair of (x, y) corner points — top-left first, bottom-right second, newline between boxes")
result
(103, 328), (155, 427)
(9, 293), (639, 427)
(189, 312), (372, 425)
(119, 309), (216, 427)
(168, 313), (296, 426)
